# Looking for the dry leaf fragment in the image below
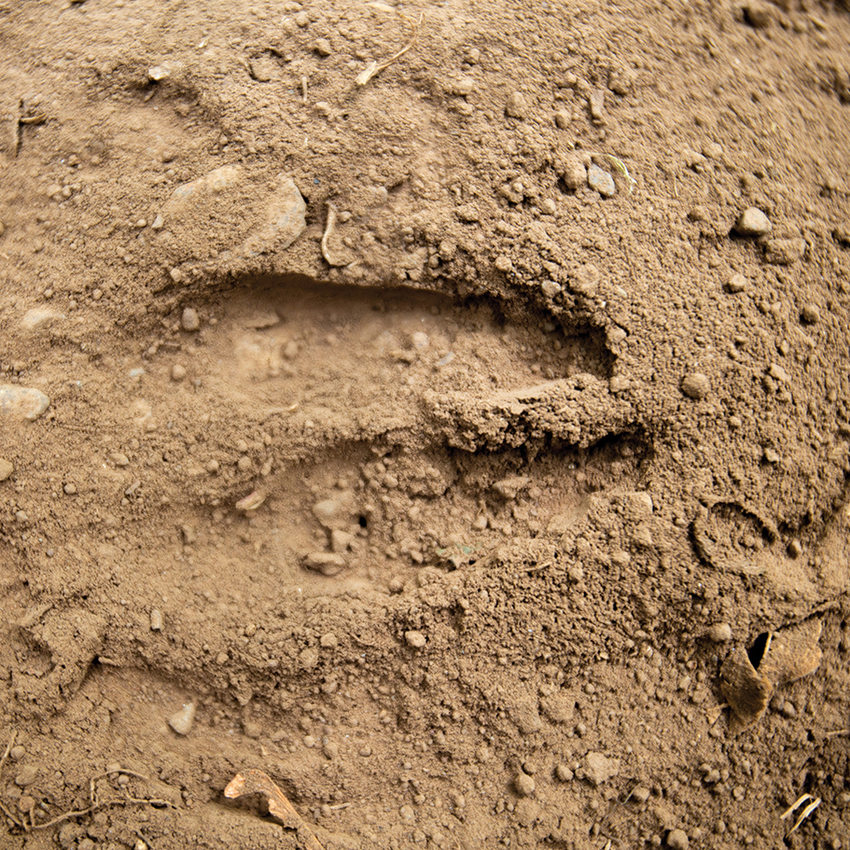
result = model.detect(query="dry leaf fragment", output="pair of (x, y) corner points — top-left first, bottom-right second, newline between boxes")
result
(224, 769), (326, 850)
(719, 647), (772, 732)
(759, 617), (822, 686)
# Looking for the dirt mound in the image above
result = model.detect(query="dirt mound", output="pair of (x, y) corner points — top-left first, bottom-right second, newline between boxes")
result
(1, 0), (850, 848)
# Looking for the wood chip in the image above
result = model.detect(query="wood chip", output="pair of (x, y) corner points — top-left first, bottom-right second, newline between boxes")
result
(224, 769), (326, 850)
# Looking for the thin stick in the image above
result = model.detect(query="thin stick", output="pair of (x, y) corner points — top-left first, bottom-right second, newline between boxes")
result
(356, 11), (423, 86)
(0, 730), (16, 775)
(0, 796), (24, 829)
(30, 796), (174, 831)
(788, 798), (821, 835)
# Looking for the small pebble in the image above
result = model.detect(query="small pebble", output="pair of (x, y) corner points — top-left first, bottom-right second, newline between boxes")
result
(0, 385), (50, 420)
(313, 38), (332, 56)
(735, 207), (771, 237)
(168, 701), (196, 735)
(584, 751), (620, 785)
(666, 828), (689, 850)
(680, 372), (710, 400)
(405, 630), (427, 648)
(555, 764), (574, 782)
(181, 307), (200, 332)
(560, 157), (586, 191)
(0, 458), (13, 481)
(554, 109), (571, 129)
(632, 785), (651, 804)
(63, 482), (77, 495)
(800, 304), (820, 324)
(14, 765), (39, 786)
(587, 163), (616, 197)
(787, 538), (802, 558)
(320, 632), (338, 649)
(9, 745), (25, 761)
(514, 771), (535, 797)
(150, 609), (163, 631)
(505, 91), (528, 119)
(725, 273), (747, 293)
(707, 622), (733, 642)
(171, 364), (187, 381)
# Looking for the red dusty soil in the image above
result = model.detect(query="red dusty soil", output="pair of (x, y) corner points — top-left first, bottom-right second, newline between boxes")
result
(1, 0), (850, 848)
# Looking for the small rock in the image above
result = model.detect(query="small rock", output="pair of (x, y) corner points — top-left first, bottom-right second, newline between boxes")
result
(768, 362), (790, 383)
(734, 207), (771, 237)
(9, 746), (25, 761)
(666, 828), (689, 850)
(505, 91), (528, 119)
(609, 375), (630, 393)
(330, 528), (354, 553)
(492, 474), (530, 500)
(320, 632), (338, 649)
(555, 764), (574, 782)
(405, 630), (427, 648)
(17, 795), (34, 813)
(584, 751), (620, 785)
(514, 771), (535, 797)
(587, 163), (616, 197)
(148, 65), (170, 81)
(14, 765), (39, 786)
(559, 157), (586, 191)
(181, 307), (200, 332)
(632, 785), (651, 804)
(0, 385), (50, 420)
(572, 263), (600, 297)
(303, 552), (346, 576)
(150, 609), (163, 631)
(0, 458), (13, 481)
(588, 88), (606, 122)
(800, 304), (820, 324)
(540, 691), (575, 724)
(299, 647), (319, 669)
(764, 237), (806, 265)
(554, 109), (571, 130)
(707, 622), (733, 643)
(170, 364), (187, 381)
(541, 280), (561, 298)
(725, 273), (747, 293)
(680, 372), (710, 400)
(313, 37), (332, 56)
(743, 1), (772, 27)
(168, 702), (196, 735)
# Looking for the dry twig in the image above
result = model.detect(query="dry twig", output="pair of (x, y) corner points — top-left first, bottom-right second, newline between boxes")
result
(224, 768), (326, 850)
(356, 7), (423, 87)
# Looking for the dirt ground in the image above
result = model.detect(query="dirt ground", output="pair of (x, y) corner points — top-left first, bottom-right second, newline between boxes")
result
(1, 0), (850, 847)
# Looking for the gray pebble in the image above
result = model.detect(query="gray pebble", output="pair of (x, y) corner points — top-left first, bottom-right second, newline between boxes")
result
(680, 372), (710, 400)
(181, 307), (200, 332)
(587, 164), (616, 197)
(150, 609), (163, 631)
(0, 385), (50, 420)
(168, 701), (196, 735)
(735, 207), (771, 237)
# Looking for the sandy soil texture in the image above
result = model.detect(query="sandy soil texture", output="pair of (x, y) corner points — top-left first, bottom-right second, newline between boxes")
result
(1, 0), (850, 848)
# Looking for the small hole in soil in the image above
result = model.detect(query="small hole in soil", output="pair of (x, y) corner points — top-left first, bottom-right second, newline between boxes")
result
(358, 514), (368, 528)
(748, 631), (770, 668)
